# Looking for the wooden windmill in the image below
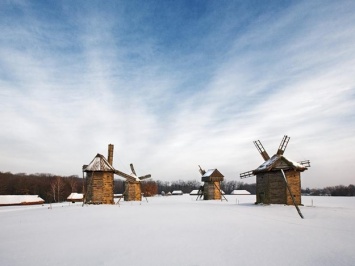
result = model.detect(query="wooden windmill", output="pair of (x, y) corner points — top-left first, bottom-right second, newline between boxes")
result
(83, 145), (115, 204)
(197, 165), (227, 201)
(114, 163), (151, 201)
(240, 135), (310, 207)
(83, 144), (151, 204)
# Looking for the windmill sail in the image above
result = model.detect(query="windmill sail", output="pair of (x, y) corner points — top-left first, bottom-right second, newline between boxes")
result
(277, 135), (290, 155)
(298, 160), (311, 167)
(130, 163), (137, 176)
(254, 140), (270, 161)
(138, 174), (151, 180)
(198, 165), (206, 175)
(240, 170), (254, 179)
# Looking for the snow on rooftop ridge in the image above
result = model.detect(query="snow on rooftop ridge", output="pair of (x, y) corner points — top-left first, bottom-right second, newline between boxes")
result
(201, 168), (224, 182)
(190, 190), (203, 195)
(172, 190), (183, 195)
(254, 154), (307, 172)
(129, 173), (140, 181)
(0, 195), (44, 205)
(84, 154), (115, 172)
(231, 190), (251, 195)
(202, 169), (215, 177)
(67, 193), (83, 200)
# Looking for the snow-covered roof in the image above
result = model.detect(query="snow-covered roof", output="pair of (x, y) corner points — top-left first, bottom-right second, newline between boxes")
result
(202, 169), (215, 177)
(0, 195), (45, 206)
(84, 154), (115, 172)
(231, 190), (251, 195)
(190, 189), (203, 195)
(201, 169), (224, 182)
(253, 154), (307, 174)
(67, 193), (83, 200)
(172, 190), (183, 195)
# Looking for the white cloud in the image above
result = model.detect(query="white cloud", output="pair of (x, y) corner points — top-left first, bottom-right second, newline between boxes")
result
(0, 1), (354, 188)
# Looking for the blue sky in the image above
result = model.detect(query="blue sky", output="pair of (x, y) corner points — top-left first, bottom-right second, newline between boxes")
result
(1, 0), (354, 188)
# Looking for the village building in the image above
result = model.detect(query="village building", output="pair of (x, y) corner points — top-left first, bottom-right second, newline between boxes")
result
(67, 193), (83, 203)
(172, 190), (183, 195)
(189, 189), (202, 196)
(0, 195), (45, 206)
(230, 190), (251, 195)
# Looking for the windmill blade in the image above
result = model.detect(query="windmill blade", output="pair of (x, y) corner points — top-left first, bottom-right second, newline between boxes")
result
(130, 163), (137, 176)
(114, 169), (137, 182)
(198, 165), (206, 175)
(298, 160), (311, 167)
(277, 135), (290, 155)
(138, 174), (151, 181)
(240, 170), (254, 179)
(254, 140), (270, 161)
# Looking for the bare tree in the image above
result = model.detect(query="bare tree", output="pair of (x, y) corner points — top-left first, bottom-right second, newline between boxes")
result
(55, 176), (65, 202)
(68, 176), (78, 192)
(50, 179), (57, 202)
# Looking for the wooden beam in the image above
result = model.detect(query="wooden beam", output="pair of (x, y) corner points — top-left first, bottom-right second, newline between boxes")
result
(114, 169), (137, 182)
(281, 169), (304, 219)
(240, 171), (254, 179)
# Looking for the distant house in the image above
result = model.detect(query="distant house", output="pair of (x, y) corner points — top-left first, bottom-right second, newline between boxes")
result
(67, 193), (83, 203)
(190, 189), (224, 196)
(190, 190), (203, 196)
(231, 190), (251, 195)
(172, 190), (183, 195)
(0, 195), (45, 206)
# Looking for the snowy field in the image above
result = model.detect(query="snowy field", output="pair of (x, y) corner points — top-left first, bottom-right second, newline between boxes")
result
(1, 195), (354, 266)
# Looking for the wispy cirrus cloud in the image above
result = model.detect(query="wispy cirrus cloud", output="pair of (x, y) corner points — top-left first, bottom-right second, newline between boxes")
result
(0, 0), (354, 187)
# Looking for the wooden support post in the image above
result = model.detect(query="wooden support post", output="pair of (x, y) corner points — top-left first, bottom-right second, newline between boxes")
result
(214, 182), (228, 202)
(196, 186), (204, 200)
(82, 168), (85, 207)
(281, 169), (304, 219)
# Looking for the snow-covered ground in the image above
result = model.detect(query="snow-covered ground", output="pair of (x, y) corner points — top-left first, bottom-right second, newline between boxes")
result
(1, 195), (354, 266)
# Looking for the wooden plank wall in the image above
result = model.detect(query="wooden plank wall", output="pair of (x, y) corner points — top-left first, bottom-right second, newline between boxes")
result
(268, 172), (286, 204)
(124, 182), (142, 201)
(203, 181), (221, 200)
(86, 172), (114, 204)
(256, 171), (302, 205)
(285, 170), (301, 205)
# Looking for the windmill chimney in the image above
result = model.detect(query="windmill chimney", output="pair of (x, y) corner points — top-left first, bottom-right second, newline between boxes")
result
(108, 144), (114, 166)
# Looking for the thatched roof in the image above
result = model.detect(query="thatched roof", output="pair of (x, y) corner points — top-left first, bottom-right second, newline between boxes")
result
(253, 154), (307, 174)
(83, 154), (115, 172)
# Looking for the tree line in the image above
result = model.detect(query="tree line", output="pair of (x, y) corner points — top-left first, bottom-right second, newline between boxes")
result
(154, 179), (256, 195)
(301, 185), (355, 196)
(1, 171), (354, 203)
(0, 171), (255, 201)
